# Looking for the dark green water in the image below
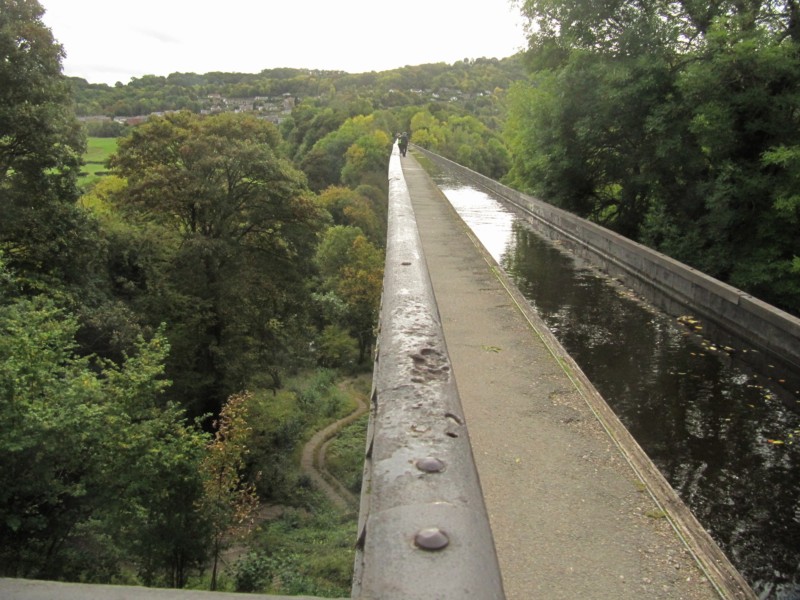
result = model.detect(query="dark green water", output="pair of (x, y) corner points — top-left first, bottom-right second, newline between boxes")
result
(432, 175), (800, 600)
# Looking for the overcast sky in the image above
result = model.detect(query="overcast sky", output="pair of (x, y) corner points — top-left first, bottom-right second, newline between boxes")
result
(39, 1), (529, 86)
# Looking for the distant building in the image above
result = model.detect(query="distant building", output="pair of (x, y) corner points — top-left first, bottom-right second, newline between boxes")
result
(114, 115), (148, 126)
(78, 115), (112, 122)
(228, 98), (254, 112)
(107, 93), (301, 125)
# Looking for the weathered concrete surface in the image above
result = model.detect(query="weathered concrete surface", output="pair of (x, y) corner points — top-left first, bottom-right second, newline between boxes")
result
(401, 151), (754, 600)
(0, 578), (343, 600)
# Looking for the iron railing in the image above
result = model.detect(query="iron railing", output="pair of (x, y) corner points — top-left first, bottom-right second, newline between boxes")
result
(351, 146), (505, 599)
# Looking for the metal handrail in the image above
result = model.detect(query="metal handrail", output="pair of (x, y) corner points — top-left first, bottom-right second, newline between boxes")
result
(351, 145), (505, 599)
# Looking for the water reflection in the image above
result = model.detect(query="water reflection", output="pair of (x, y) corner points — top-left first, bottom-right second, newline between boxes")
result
(435, 178), (800, 600)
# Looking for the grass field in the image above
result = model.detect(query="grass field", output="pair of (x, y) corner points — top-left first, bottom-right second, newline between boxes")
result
(79, 137), (117, 187)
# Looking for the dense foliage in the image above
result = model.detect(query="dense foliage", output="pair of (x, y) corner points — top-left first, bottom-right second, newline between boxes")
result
(0, 0), (94, 296)
(107, 111), (325, 416)
(68, 60), (526, 119)
(0, 259), (210, 584)
(68, 56), (522, 183)
(1, 0), (386, 590)
(67, 10), (800, 315)
(505, 0), (800, 314)
(4, 0), (800, 590)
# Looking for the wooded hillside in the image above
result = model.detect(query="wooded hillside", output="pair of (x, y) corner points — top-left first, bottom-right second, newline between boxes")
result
(2, 0), (799, 592)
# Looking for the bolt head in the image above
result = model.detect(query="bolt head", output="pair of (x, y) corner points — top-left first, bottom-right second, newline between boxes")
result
(416, 457), (446, 473)
(415, 527), (449, 550)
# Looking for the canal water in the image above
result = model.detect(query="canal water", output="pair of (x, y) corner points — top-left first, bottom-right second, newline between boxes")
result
(427, 169), (800, 600)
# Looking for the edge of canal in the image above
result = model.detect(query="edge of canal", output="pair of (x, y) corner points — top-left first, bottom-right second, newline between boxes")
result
(411, 150), (756, 600)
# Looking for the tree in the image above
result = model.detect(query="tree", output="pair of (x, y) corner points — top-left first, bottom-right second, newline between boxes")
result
(110, 112), (325, 413)
(300, 114), (392, 192)
(198, 391), (258, 591)
(0, 257), (210, 585)
(508, 0), (800, 313)
(316, 185), (384, 245)
(315, 226), (383, 363)
(506, 51), (686, 236)
(408, 109), (510, 180)
(441, 114), (510, 180)
(409, 109), (445, 148)
(315, 324), (359, 368)
(341, 129), (392, 189)
(658, 29), (800, 311)
(102, 389), (211, 588)
(0, 0), (98, 294)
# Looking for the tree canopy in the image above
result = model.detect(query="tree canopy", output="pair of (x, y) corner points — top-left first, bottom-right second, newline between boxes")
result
(506, 0), (800, 313)
(6, 0), (800, 589)
(1, 2), (390, 586)
(109, 111), (325, 414)
(0, 0), (96, 294)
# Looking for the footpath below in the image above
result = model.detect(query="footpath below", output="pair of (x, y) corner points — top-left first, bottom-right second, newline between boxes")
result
(400, 151), (749, 600)
(300, 377), (369, 512)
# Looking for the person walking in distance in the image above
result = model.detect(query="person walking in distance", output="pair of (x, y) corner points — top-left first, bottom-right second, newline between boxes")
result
(398, 131), (409, 157)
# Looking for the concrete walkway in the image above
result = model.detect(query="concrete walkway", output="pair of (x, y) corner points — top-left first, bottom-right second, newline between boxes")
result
(400, 152), (749, 600)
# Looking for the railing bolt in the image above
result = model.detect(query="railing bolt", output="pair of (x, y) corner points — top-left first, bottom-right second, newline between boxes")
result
(414, 527), (449, 550)
(416, 457), (446, 473)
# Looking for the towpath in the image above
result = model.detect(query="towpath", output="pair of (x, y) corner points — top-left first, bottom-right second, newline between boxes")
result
(401, 150), (752, 600)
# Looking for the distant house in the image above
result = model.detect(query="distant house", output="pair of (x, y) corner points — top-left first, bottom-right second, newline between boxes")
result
(228, 98), (254, 112)
(206, 94), (226, 112)
(113, 115), (148, 126)
(107, 92), (302, 126)
(78, 115), (112, 122)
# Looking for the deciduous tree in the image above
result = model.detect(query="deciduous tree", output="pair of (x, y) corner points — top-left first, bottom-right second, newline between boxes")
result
(110, 112), (324, 412)
(198, 391), (258, 591)
(315, 226), (383, 363)
(0, 258), (210, 585)
(0, 0), (98, 294)
(508, 0), (800, 313)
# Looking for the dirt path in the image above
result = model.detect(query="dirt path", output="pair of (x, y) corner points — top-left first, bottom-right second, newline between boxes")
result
(300, 377), (370, 511)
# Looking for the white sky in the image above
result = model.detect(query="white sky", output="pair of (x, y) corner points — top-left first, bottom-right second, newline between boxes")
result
(39, 1), (529, 86)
